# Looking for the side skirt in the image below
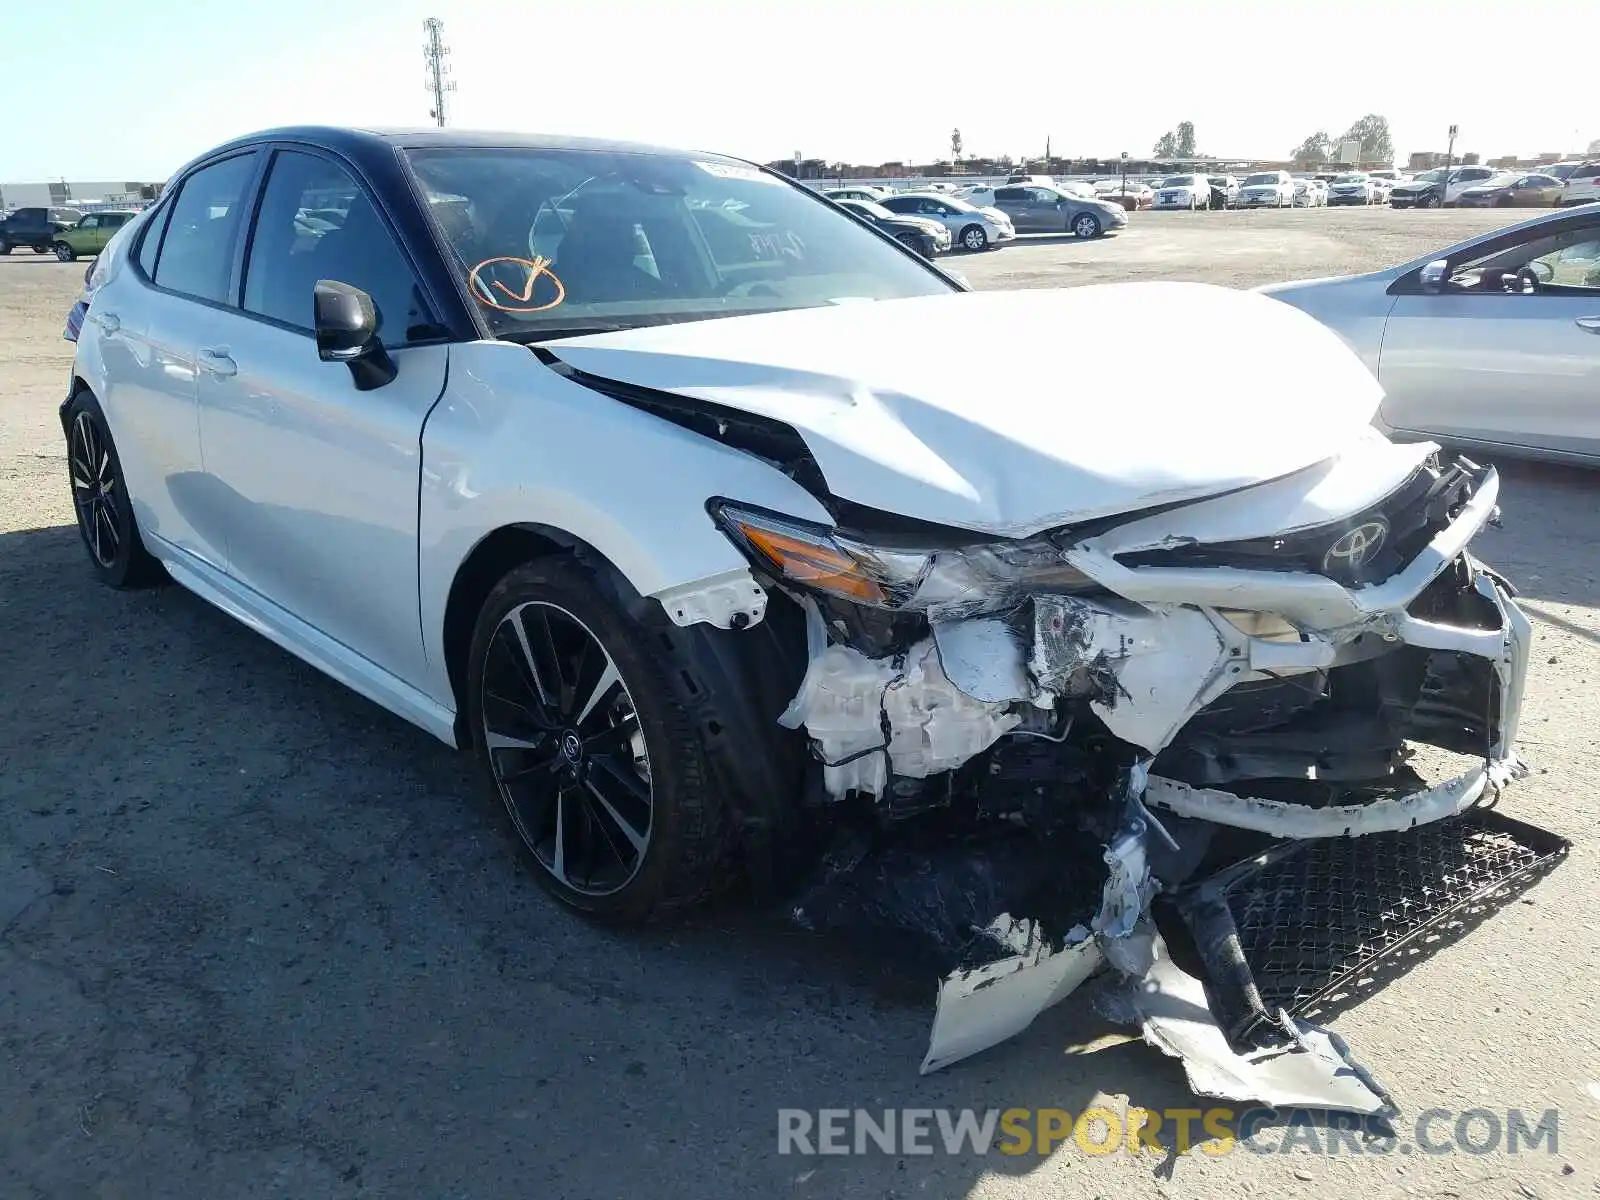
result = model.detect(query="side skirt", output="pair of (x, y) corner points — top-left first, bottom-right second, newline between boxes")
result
(149, 536), (459, 748)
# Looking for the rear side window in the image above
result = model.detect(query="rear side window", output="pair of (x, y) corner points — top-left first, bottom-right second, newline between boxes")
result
(994, 187), (1025, 202)
(1573, 166), (1600, 181)
(241, 150), (437, 345)
(152, 153), (258, 303)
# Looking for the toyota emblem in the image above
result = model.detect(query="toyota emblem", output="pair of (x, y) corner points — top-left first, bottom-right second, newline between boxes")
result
(1323, 520), (1389, 574)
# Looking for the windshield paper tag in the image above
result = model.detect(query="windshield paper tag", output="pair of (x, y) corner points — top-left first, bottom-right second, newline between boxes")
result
(694, 161), (776, 184)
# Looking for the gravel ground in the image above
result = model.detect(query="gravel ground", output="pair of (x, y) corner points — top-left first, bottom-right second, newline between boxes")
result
(2, 209), (1596, 1200)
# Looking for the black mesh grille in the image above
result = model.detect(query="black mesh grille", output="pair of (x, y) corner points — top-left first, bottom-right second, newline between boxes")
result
(1177, 810), (1569, 1046)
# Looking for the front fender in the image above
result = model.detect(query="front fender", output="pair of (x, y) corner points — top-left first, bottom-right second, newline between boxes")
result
(417, 340), (834, 703)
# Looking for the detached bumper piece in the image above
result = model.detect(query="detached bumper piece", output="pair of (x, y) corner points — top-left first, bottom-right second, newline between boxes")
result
(1177, 809), (1570, 1050)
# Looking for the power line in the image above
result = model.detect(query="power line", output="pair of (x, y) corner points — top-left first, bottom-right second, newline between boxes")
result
(422, 17), (456, 127)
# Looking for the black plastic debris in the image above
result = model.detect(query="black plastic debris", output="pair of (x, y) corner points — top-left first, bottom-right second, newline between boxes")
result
(789, 828), (1105, 979)
(1176, 809), (1570, 1048)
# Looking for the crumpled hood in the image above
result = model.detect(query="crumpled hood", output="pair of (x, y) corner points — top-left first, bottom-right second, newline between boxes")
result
(546, 283), (1386, 536)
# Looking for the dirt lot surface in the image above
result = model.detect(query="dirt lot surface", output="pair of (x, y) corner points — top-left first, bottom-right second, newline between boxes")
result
(3, 209), (1597, 1199)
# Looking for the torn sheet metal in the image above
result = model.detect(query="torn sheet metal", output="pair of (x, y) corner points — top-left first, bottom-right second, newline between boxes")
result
(1094, 932), (1394, 1116)
(1143, 756), (1527, 838)
(922, 925), (1102, 1074)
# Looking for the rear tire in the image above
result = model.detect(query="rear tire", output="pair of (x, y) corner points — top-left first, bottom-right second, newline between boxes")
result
(465, 557), (737, 923)
(32, 243), (50, 254)
(63, 390), (167, 589)
(0, 239), (11, 255)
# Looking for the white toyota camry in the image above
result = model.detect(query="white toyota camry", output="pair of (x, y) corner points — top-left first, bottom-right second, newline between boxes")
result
(63, 126), (1551, 1109)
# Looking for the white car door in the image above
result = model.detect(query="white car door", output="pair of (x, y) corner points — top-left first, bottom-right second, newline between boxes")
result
(1379, 216), (1600, 457)
(193, 147), (451, 690)
(103, 150), (262, 569)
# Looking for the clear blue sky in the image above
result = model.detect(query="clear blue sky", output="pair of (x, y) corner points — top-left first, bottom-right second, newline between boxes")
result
(4, 0), (1595, 181)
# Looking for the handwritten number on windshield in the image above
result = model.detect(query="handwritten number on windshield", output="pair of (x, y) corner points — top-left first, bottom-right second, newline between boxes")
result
(467, 255), (567, 313)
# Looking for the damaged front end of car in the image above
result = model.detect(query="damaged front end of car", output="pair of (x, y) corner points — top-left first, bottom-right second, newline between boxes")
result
(709, 451), (1566, 1116)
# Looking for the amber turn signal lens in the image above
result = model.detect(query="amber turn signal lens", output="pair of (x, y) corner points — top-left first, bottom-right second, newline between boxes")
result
(732, 522), (887, 604)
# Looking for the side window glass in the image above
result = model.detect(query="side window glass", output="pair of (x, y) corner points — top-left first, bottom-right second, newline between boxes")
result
(242, 150), (437, 346)
(1530, 238), (1600, 290)
(78, 216), (99, 231)
(152, 153), (258, 303)
(994, 187), (1023, 202)
(137, 204), (169, 277)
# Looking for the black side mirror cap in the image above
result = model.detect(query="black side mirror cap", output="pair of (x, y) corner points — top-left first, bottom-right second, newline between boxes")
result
(314, 279), (397, 390)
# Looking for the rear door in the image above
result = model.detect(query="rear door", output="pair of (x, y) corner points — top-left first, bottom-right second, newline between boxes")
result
(1379, 214), (1600, 457)
(193, 145), (450, 688)
(103, 150), (261, 569)
(992, 186), (1030, 229)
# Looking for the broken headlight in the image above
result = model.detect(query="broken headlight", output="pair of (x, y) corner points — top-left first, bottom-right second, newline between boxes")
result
(711, 501), (1097, 614)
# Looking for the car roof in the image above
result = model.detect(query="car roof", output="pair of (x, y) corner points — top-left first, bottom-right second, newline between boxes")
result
(174, 124), (753, 179)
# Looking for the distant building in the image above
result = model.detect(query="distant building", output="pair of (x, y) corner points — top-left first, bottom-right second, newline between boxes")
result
(0, 180), (163, 210)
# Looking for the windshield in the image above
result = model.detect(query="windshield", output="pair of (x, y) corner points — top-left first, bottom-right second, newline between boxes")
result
(1242, 173), (1279, 186)
(1160, 177), (1194, 188)
(405, 146), (953, 339)
(1412, 169), (1445, 183)
(1334, 174), (1366, 183)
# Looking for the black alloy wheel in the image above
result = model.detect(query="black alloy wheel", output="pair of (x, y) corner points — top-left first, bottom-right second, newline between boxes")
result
(479, 599), (655, 900)
(65, 392), (165, 587)
(70, 410), (120, 569)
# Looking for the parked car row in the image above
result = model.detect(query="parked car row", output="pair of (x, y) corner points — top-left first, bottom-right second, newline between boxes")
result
(0, 206), (141, 258)
(823, 180), (1128, 248)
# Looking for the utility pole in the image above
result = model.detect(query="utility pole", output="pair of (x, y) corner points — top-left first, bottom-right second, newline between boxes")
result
(1444, 124), (1458, 186)
(423, 17), (456, 127)
(1121, 150), (1128, 192)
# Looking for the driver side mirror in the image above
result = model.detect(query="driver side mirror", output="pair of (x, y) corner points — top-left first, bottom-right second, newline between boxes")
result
(314, 280), (397, 391)
(1419, 259), (1450, 292)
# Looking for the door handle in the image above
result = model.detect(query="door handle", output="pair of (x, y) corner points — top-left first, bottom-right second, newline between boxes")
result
(197, 346), (237, 377)
(91, 311), (120, 335)
(1576, 317), (1600, 335)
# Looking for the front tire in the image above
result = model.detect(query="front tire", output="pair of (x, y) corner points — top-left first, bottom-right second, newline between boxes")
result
(466, 557), (734, 922)
(1072, 212), (1102, 238)
(64, 390), (166, 588)
(53, 241), (75, 262)
(0, 239), (11, 255)
(959, 224), (988, 252)
(1421, 193), (1442, 209)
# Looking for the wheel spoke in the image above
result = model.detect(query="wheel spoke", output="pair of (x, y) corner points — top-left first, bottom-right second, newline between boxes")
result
(584, 779), (648, 854)
(580, 790), (633, 876)
(572, 658), (619, 728)
(550, 784), (573, 884)
(484, 730), (549, 753)
(583, 711), (639, 754)
(512, 606), (565, 713)
(97, 504), (120, 554)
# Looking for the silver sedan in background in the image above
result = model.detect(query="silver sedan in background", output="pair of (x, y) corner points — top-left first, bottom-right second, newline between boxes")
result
(1259, 206), (1600, 463)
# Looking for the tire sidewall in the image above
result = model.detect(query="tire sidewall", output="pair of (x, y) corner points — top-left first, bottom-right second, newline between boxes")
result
(464, 557), (722, 922)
